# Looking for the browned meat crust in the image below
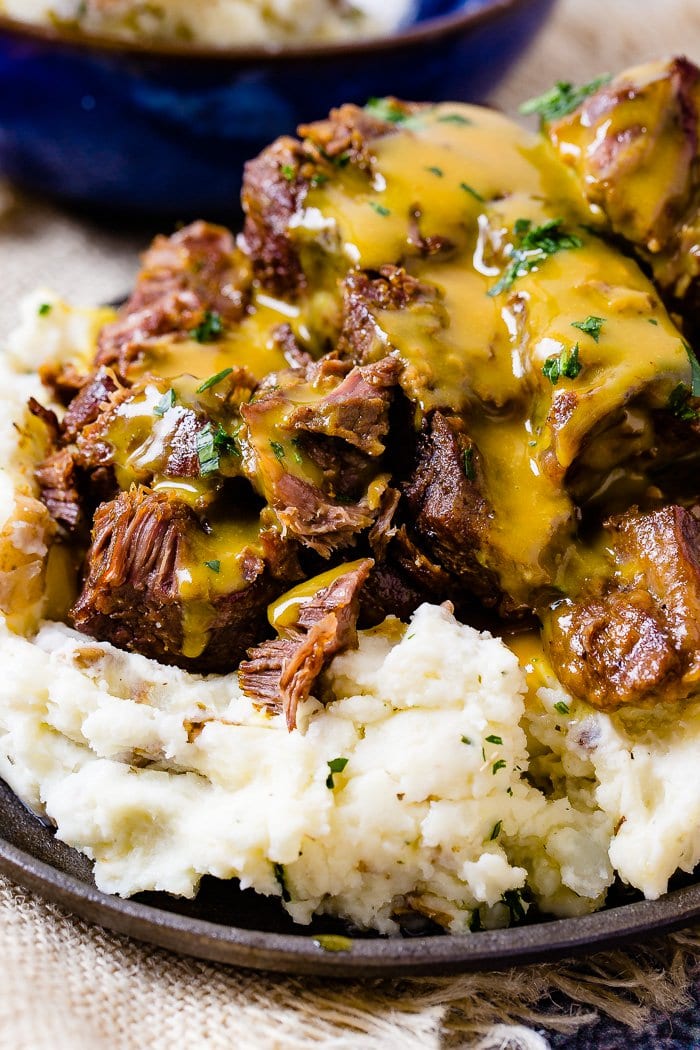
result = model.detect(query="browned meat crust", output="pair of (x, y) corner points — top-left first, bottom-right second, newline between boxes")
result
(402, 410), (507, 611)
(239, 558), (373, 729)
(546, 505), (700, 708)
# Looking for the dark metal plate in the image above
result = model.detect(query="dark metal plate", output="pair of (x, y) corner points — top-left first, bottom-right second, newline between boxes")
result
(1, 777), (699, 975)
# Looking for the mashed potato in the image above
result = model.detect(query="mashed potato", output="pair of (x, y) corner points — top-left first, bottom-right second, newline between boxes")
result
(0, 294), (697, 934)
(1, 0), (412, 46)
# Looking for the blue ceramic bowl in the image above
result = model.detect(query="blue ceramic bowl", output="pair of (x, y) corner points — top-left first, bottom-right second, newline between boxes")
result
(0, 0), (554, 218)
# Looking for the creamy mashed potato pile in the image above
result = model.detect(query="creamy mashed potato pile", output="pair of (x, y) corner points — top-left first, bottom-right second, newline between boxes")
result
(1, 294), (699, 933)
(1, 0), (411, 46)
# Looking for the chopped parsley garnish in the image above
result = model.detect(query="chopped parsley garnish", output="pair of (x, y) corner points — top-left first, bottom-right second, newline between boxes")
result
(571, 315), (605, 343)
(37, 302), (52, 316)
(460, 181), (484, 203)
(463, 446), (476, 481)
(553, 700), (570, 715)
(506, 786), (513, 797)
(326, 756), (349, 789)
(204, 559), (220, 573)
(369, 201), (391, 217)
(648, 318), (659, 326)
(488, 218), (583, 297)
(273, 862), (291, 902)
(281, 164), (295, 181)
(437, 112), (472, 126)
(153, 388), (176, 417)
(683, 340), (700, 396)
(542, 343), (582, 384)
(290, 437), (304, 464)
(364, 97), (409, 123)
(668, 383), (699, 423)
(310, 171), (329, 188)
(519, 74), (611, 122)
(490, 820), (503, 840)
(485, 734), (503, 745)
(426, 165), (444, 177)
(196, 367), (234, 393)
(190, 310), (223, 344)
(270, 440), (286, 461)
(461, 735), (472, 745)
(196, 422), (240, 476)
(492, 760), (507, 775)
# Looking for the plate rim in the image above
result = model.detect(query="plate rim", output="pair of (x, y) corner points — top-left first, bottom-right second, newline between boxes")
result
(1, 829), (699, 976)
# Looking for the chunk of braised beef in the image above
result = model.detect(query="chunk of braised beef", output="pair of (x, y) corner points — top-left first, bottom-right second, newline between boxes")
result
(272, 472), (377, 557)
(338, 266), (440, 365)
(35, 448), (84, 534)
(71, 487), (296, 673)
(402, 410), (507, 610)
(546, 57), (700, 313)
(288, 356), (402, 457)
(545, 505), (700, 708)
(240, 105), (402, 297)
(61, 367), (120, 443)
(239, 558), (373, 729)
(96, 221), (250, 379)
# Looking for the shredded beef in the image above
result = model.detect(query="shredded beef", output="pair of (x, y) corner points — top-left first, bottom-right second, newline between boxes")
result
(35, 448), (84, 534)
(239, 558), (373, 729)
(71, 487), (296, 673)
(61, 367), (120, 444)
(96, 221), (250, 379)
(288, 356), (401, 457)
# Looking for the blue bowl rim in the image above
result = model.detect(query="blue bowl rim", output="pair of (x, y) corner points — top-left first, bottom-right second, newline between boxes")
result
(0, 0), (546, 64)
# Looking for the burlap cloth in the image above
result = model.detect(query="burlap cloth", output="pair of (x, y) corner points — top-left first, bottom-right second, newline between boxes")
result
(2, 2), (700, 1046)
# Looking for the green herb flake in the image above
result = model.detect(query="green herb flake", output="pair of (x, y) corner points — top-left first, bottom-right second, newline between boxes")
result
(437, 112), (472, 126)
(648, 318), (659, 326)
(492, 760), (507, 775)
(310, 171), (329, 188)
(190, 310), (224, 344)
(313, 934), (353, 953)
(369, 201), (391, 217)
(463, 446), (476, 481)
(364, 97), (410, 123)
(204, 560), (220, 573)
(553, 700), (570, 715)
(519, 74), (611, 122)
(461, 735), (472, 746)
(542, 343), (582, 385)
(281, 164), (296, 181)
(489, 218), (583, 297)
(490, 820), (503, 840)
(460, 181), (484, 203)
(196, 422), (240, 476)
(196, 367), (234, 394)
(290, 437), (304, 464)
(683, 340), (700, 397)
(571, 315), (605, 343)
(270, 440), (286, 461)
(37, 302), (52, 317)
(426, 165), (444, 177)
(506, 786), (513, 797)
(153, 388), (176, 417)
(485, 734), (503, 745)
(273, 862), (291, 902)
(668, 383), (700, 423)
(326, 756), (349, 789)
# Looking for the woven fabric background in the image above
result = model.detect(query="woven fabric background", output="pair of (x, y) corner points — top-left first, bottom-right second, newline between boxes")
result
(1, 2), (700, 1047)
